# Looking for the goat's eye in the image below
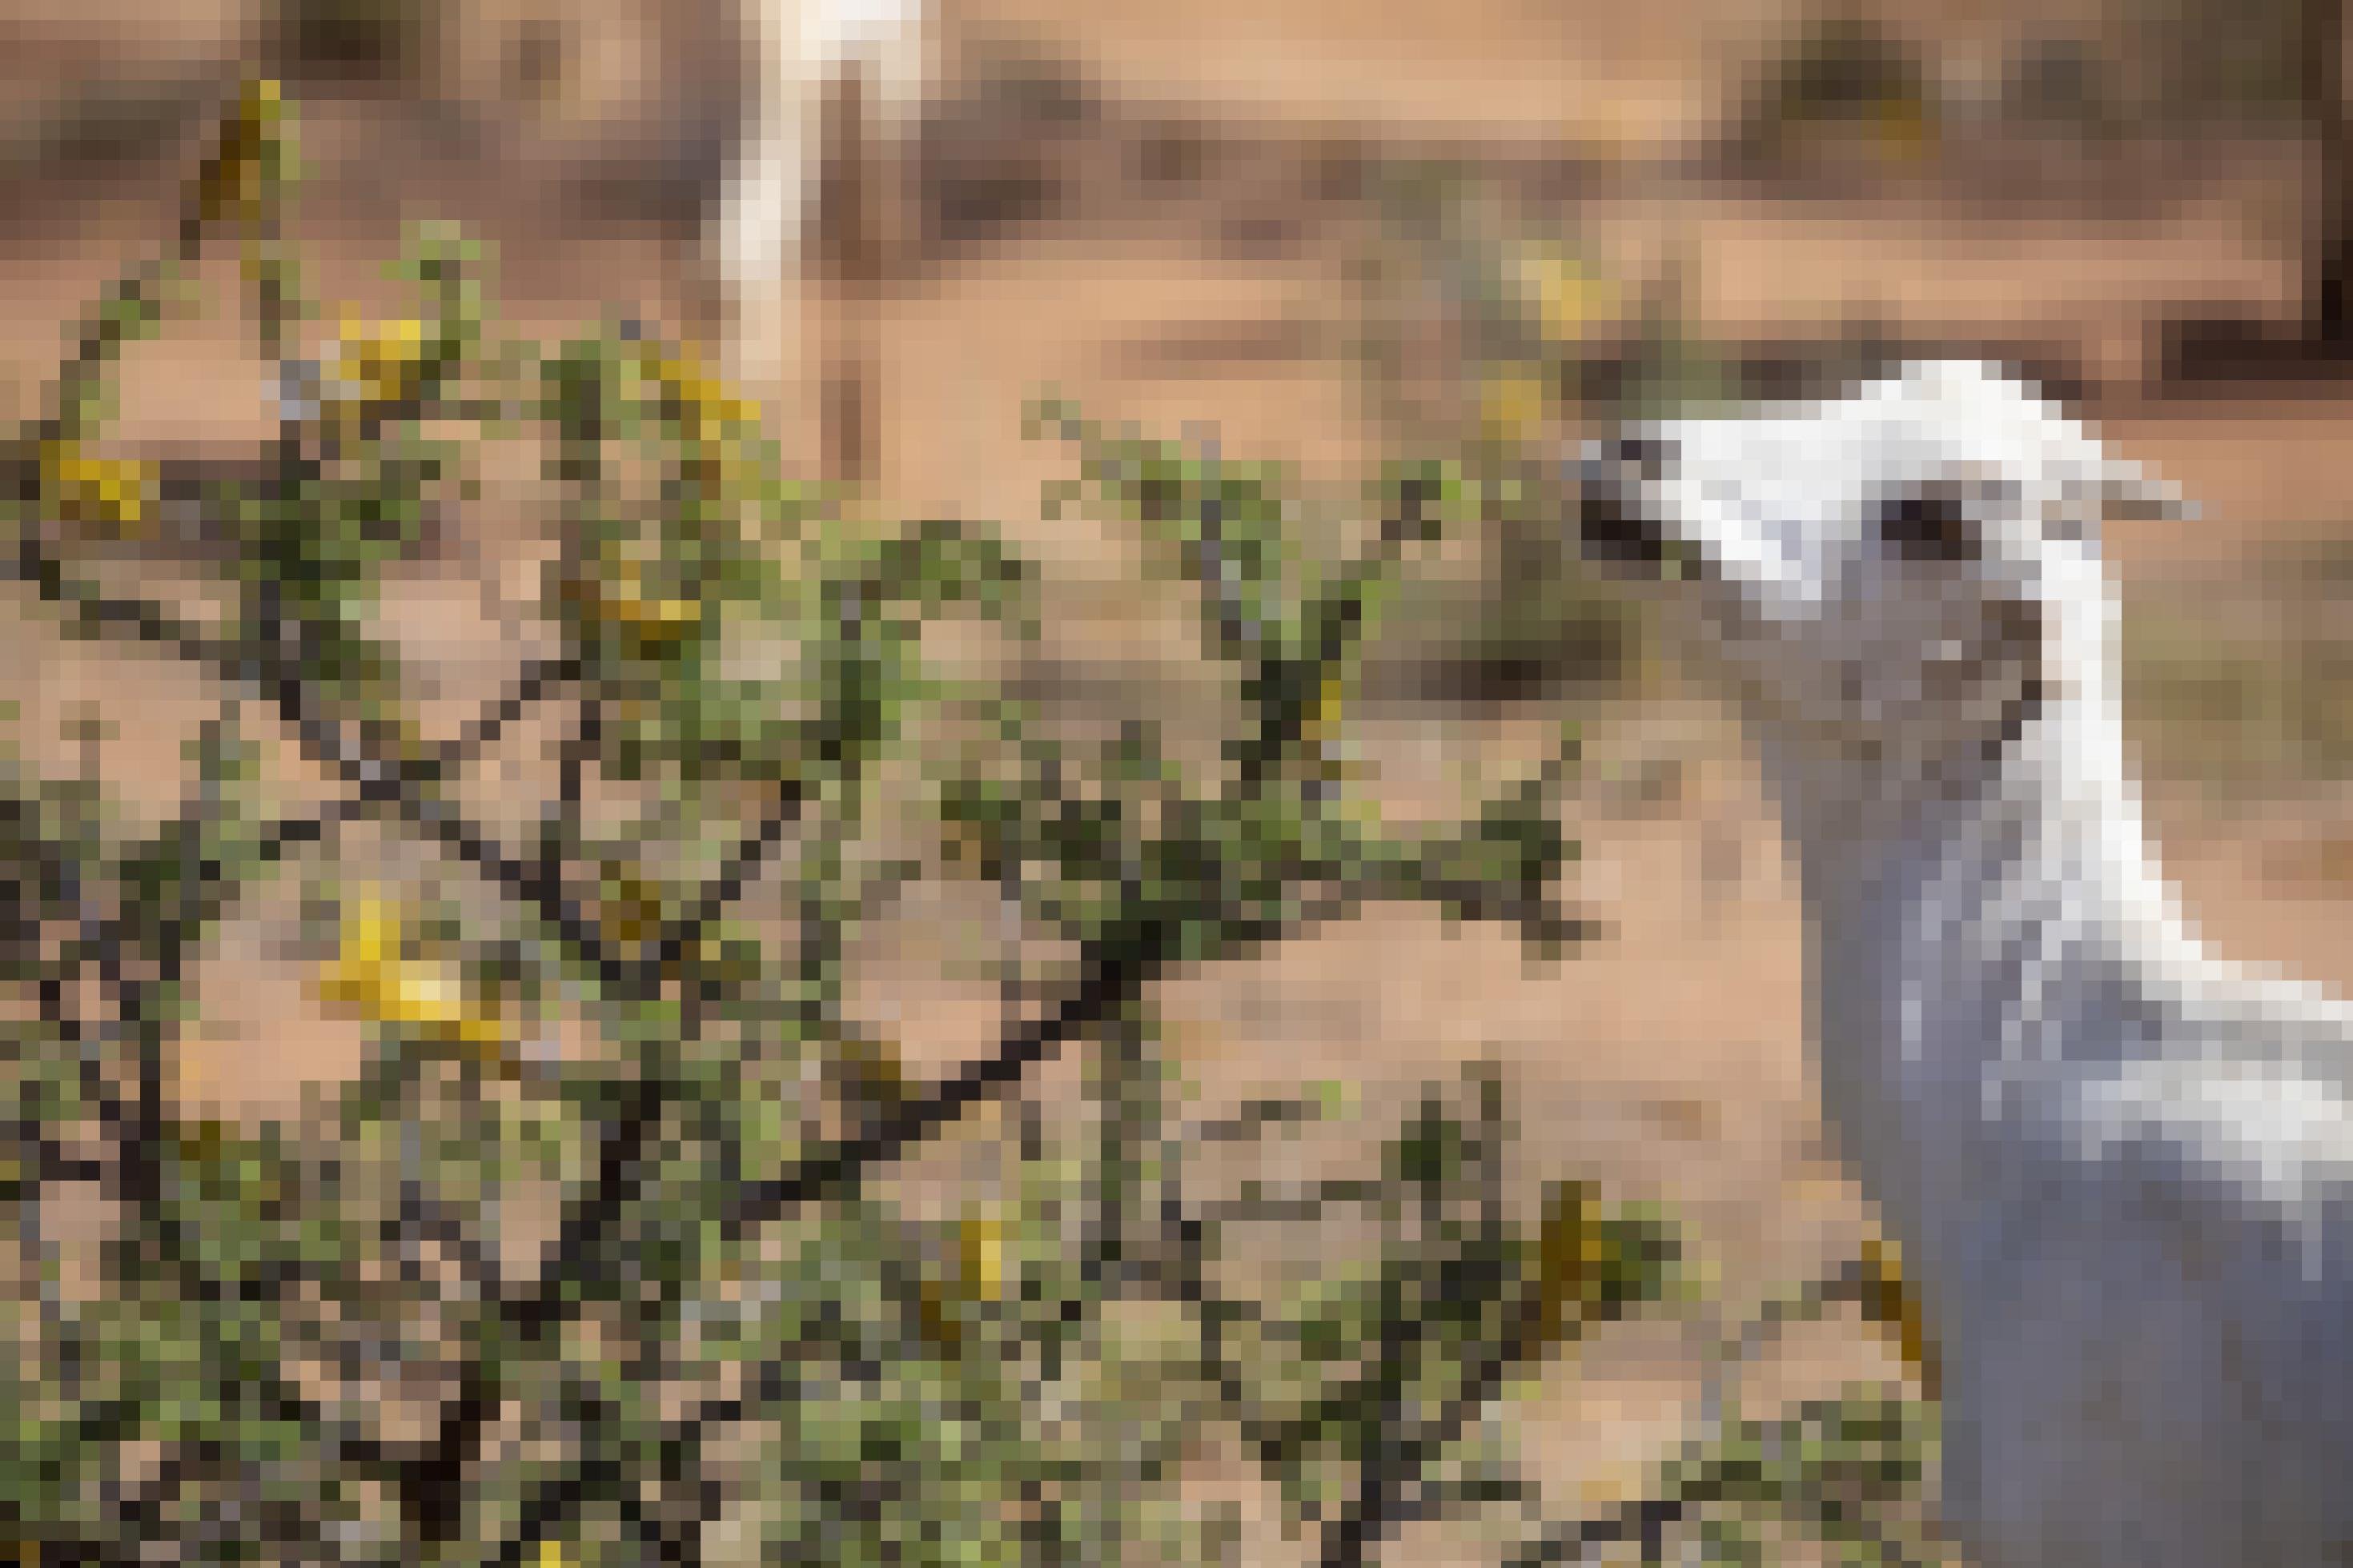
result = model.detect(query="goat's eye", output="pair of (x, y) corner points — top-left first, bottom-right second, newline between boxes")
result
(1878, 482), (1975, 563)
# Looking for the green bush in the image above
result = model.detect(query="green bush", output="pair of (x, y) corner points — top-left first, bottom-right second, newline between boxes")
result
(0, 82), (1933, 1566)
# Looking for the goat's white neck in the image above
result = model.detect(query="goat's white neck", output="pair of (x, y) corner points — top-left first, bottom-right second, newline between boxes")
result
(1749, 590), (2202, 1272)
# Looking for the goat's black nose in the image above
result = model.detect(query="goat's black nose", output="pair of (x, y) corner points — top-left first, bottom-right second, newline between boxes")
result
(1576, 435), (1673, 570)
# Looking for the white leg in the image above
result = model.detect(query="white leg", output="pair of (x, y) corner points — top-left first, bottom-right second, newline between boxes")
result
(715, 0), (822, 405)
(712, 0), (931, 431)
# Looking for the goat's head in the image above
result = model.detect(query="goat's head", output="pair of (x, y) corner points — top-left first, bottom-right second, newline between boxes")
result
(1576, 359), (2190, 790)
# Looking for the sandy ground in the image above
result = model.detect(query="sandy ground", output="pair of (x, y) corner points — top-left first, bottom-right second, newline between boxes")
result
(7, 2), (2353, 1558)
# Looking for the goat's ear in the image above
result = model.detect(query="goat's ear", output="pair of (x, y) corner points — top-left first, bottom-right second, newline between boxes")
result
(2042, 463), (2190, 543)
(2101, 464), (2195, 524)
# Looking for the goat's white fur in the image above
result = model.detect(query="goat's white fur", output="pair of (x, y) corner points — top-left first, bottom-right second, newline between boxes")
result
(1591, 360), (2353, 1568)
(717, 0), (930, 397)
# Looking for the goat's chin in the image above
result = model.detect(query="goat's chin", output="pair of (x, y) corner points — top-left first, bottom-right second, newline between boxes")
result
(1738, 702), (2029, 810)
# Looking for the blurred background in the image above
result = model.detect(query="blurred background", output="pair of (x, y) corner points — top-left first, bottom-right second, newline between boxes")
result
(2, 0), (2347, 651)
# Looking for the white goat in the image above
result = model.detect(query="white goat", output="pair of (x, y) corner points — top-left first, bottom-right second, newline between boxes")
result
(1577, 359), (2353, 1568)
(716, 0), (931, 401)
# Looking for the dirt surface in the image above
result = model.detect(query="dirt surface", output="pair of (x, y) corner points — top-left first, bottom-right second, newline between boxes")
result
(7, 2), (2353, 1559)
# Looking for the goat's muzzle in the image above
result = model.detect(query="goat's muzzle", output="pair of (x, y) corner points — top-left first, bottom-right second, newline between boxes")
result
(1574, 435), (1675, 573)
